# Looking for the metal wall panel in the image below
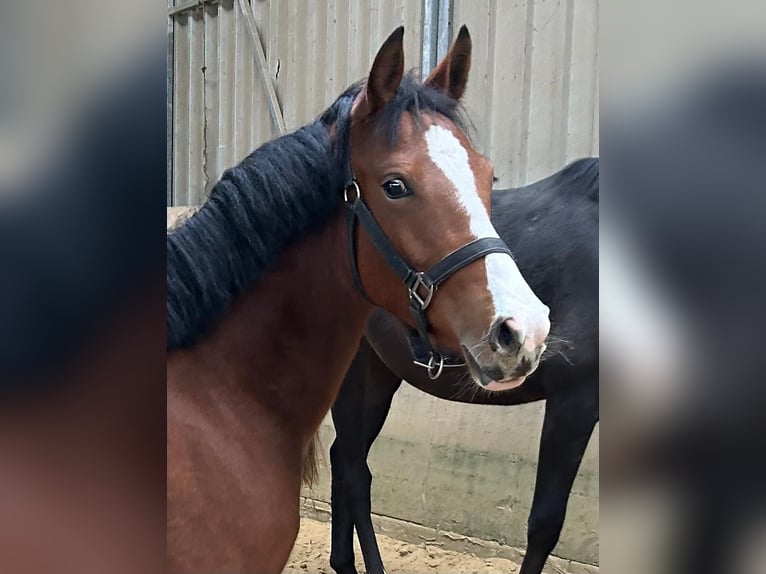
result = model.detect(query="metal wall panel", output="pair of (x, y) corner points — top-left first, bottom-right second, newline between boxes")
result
(171, 0), (423, 205)
(172, 0), (598, 201)
(454, 0), (599, 187)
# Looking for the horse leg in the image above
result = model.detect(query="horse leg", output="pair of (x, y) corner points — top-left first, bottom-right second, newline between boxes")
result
(329, 342), (369, 574)
(330, 339), (401, 574)
(520, 384), (598, 574)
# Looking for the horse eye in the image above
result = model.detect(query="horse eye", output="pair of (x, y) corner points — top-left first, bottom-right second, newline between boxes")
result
(382, 179), (411, 199)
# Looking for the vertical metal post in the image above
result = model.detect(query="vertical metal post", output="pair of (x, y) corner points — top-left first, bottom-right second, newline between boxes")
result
(421, 0), (438, 79)
(422, 0), (452, 79)
(436, 0), (452, 60)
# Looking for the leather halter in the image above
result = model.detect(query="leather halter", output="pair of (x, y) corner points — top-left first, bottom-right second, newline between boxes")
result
(343, 179), (513, 379)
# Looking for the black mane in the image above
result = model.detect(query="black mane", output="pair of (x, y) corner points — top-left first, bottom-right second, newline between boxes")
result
(168, 72), (466, 350)
(166, 123), (342, 349)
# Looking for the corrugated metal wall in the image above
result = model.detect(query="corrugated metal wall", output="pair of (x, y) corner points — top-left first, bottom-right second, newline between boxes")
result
(170, 0), (599, 200)
(171, 0), (423, 205)
(454, 0), (599, 186)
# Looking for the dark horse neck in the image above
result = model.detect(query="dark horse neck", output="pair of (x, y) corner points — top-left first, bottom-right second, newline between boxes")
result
(168, 211), (370, 441)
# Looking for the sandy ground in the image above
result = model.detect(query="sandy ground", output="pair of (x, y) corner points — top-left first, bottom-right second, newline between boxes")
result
(284, 518), (522, 574)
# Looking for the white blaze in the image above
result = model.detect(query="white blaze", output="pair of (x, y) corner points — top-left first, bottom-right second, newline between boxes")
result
(423, 124), (549, 339)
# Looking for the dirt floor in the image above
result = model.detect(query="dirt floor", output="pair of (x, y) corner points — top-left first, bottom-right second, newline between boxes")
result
(284, 518), (522, 574)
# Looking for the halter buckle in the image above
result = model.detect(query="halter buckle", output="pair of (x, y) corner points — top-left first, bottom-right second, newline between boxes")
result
(343, 180), (360, 204)
(426, 353), (444, 379)
(408, 273), (435, 310)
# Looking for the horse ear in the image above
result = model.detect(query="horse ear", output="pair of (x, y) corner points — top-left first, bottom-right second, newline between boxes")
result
(353, 27), (405, 119)
(424, 25), (472, 100)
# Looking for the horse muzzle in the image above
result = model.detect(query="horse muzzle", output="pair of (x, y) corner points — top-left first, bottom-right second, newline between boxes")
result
(461, 332), (546, 392)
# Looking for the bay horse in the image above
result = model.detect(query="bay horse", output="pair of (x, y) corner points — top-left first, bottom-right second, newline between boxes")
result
(329, 158), (598, 574)
(166, 26), (550, 573)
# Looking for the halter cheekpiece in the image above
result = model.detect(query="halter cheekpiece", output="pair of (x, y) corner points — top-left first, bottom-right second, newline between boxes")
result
(343, 178), (513, 379)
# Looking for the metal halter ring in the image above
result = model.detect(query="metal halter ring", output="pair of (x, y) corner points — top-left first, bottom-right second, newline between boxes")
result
(343, 180), (360, 204)
(408, 273), (435, 310)
(426, 353), (444, 379)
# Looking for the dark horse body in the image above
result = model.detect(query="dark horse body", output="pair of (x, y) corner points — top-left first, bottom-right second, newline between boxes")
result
(330, 158), (599, 574)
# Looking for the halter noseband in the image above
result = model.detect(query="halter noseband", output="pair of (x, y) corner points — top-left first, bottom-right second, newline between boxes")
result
(343, 178), (513, 379)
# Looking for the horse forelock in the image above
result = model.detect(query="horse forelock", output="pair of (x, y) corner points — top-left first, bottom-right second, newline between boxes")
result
(321, 72), (472, 169)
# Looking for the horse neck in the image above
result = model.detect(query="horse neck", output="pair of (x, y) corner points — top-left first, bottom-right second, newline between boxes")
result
(172, 211), (371, 435)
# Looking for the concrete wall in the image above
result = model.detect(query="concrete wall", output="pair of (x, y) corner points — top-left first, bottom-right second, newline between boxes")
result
(303, 385), (599, 567)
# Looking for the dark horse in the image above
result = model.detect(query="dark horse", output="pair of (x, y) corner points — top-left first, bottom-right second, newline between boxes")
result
(167, 27), (550, 573)
(329, 158), (598, 574)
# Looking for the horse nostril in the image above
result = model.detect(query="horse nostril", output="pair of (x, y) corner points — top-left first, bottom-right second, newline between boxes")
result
(491, 318), (523, 353)
(498, 322), (514, 348)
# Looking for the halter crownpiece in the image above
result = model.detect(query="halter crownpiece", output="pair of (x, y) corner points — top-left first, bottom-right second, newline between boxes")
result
(343, 178), (513, 379)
